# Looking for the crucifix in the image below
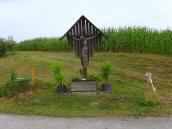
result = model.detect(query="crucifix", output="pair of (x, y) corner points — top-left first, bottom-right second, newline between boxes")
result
(61, 15), (106, 78)
(70, 34), (97, 77)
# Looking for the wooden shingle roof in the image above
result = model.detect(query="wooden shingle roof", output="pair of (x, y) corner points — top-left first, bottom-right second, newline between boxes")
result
(61, 15), (106, 39)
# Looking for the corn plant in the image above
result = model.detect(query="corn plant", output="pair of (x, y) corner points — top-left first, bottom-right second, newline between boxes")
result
(102, 27), (172, 55)
(15, 38), (72, 51)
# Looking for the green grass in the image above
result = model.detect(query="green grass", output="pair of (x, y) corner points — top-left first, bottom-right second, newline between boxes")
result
(0, 51), (171, 117)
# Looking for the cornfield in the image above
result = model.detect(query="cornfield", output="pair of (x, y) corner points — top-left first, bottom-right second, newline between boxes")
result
(101, 27), (172, 55)
(15, 37), (72, 51)
(15, 27), (172, 55)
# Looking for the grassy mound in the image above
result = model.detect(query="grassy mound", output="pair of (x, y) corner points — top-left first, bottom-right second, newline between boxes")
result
(0, 51), (171, 117)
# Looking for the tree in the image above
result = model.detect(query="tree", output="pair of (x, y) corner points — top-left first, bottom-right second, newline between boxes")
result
(0, 39), (7, 57)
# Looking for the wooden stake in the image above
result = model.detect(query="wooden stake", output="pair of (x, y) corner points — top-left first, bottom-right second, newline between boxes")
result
(145, 72), (156, 101)
(32, 68), (35, 86)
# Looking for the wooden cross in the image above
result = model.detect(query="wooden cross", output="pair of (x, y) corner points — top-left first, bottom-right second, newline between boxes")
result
(61, 15), (106, 78)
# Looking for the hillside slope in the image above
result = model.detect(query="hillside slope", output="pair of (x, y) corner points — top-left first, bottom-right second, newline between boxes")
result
(0, 51), (171, 117)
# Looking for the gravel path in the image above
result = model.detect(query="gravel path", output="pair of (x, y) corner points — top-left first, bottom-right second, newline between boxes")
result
(0, 114), (171, 129)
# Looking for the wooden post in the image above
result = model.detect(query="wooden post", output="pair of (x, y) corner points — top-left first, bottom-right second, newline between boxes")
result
(145, 72), (156, 101)
(146, 76), (150, 101)
(83, 67), (87, 78)
(32, 68), (35, 86)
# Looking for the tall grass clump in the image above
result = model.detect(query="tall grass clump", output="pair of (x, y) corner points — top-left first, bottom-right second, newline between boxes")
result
(50, 62), (66, 86)
(0, 79), (30, 97)
(50, 62), (68, 93)
(0, 72), (31, 97)
(15, 37), (72, 51)
(101, 61), (112, 84)
(102, 27), (172, 55)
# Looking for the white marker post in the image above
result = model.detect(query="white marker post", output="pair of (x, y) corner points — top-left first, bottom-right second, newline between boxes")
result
(145, 72), (156, 92)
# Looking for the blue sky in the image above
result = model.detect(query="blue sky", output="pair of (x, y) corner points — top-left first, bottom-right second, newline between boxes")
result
(0, 0), (172, 42)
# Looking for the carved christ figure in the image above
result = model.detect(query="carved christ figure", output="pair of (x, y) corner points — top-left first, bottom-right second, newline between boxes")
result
(80, 36), (88, 77)
(70, 35), (97, 78)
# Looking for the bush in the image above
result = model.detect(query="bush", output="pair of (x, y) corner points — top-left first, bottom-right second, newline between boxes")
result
(0, 39), (7, 57)
(101, 61), (112, 83)
(0, 37), (16, 57)
(50, 62), (66, 86)
(88, 72), (102, 82)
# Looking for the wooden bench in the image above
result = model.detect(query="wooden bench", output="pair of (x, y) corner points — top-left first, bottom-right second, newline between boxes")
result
(71, 80), (97, 95)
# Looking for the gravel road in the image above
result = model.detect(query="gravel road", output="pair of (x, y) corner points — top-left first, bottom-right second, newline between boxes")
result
(0, 114), (171, 129)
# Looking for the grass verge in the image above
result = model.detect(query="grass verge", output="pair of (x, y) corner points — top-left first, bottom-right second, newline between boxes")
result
(0, 51), (171, 117)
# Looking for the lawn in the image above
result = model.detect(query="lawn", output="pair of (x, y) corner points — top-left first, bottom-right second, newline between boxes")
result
(0, 51), (171, 117)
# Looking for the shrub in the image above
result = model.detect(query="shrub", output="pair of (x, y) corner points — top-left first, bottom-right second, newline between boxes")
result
(50, 62), (66, 86)
(0, 37), (16, 57)
(0, 39), (7, 57)
(101, 61), (112, 83)
(88, 72), (102, 83)
(5, 36), (16, 51)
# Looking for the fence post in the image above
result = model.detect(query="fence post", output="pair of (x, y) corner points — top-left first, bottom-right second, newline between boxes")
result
(32, 68), (35, 86)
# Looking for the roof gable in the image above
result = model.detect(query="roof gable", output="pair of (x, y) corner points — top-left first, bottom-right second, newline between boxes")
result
(61, 15), (105, 39)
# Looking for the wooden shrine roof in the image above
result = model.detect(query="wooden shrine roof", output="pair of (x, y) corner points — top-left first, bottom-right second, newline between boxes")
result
(61, 15), (106, 39)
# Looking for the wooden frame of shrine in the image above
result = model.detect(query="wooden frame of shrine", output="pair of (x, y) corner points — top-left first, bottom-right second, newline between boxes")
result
(61, 15), (106, 78)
